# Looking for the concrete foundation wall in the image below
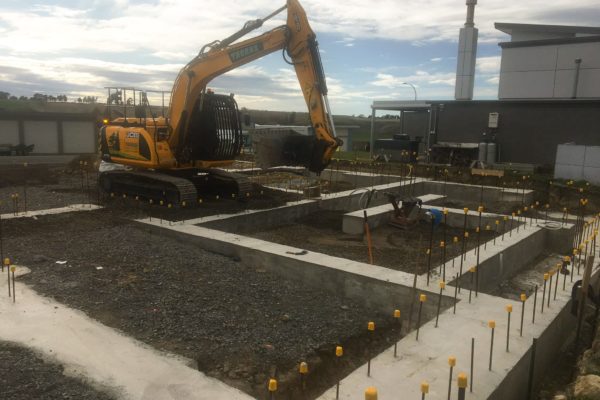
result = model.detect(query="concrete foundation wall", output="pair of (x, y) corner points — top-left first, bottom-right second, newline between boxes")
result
(489, 298), (577, 400)
(139, 221), (452, 318)
(202, 201), (320, 233)
(416, 180), (532, 205)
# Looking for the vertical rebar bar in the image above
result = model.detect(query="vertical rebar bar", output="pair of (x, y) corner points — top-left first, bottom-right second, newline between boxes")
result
(470, 338), (475, 393)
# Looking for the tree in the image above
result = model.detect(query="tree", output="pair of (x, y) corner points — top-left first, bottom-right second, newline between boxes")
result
(18, 96), (28, 101)
(9, 96), (17, 101)
(0, 91), (9, 100)
(77, 97), (82, 103)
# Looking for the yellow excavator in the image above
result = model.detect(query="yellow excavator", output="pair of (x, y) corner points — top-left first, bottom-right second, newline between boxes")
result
(99, 0), (341, 204)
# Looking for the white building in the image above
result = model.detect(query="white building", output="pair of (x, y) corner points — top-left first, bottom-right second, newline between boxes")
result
(496, 23), (600, 99)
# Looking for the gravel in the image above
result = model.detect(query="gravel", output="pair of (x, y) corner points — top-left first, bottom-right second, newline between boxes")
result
(241, 209), (500, 274)
(4, 209), (402, 399)
(0, 341), (117, 400)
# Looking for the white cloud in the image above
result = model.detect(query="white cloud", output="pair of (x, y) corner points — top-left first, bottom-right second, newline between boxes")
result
(371, 71), (455, 88)
(476, 56), (501, 74)
(0, 0), (597, 113)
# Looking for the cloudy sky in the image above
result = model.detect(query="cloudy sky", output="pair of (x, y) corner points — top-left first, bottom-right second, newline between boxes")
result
(0, 0), (598, 115)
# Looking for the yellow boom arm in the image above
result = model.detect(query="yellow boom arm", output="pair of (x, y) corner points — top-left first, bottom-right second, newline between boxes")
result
(167, 0), (340, 171)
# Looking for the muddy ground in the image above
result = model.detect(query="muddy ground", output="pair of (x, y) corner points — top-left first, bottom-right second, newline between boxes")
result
(0, 341), (117, 400)
(3, 210), (410, 399)
(241, 209), (499, 274)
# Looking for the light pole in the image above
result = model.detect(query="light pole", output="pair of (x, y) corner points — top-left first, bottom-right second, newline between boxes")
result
(401, 82), (417, 100)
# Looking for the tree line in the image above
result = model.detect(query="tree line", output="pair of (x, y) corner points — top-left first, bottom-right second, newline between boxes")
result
(0, 91), (98, 103)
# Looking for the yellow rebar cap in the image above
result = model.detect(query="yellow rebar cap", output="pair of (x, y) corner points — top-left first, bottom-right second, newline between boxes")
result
(464, 207), (469, 214)
(299, 362), (308, 374)
(520, 293), (527, 302)
(419, 294), (427, 302)
(457, 372), (468, 388)
(439, 281), (446, 290)
(506, 304), (513, 313)
(543, 273), (549, 281)
(268, 379), (277, 392)
(394, 309), (401, 318)
(488, 320), (496, 329)
(469, 266), (476, 273)
(3, 258), (10, 266)
(420, 381), (429, 393)
(440, 241), (445, 247)
(335, 346), (343, 357)
(365, 386), (378, 400)
(368, 321), (375, 331)
(10, 266), (15, 272)
(448, 356), (456, 367)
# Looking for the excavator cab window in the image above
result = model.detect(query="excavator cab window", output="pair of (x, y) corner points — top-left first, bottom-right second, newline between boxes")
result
(186, 92), (243, 161)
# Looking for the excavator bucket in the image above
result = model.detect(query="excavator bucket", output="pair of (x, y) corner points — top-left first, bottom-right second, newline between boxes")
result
(253, 129), (322, 171)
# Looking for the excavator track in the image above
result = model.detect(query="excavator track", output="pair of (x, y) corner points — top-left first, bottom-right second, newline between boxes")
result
(205, 169), (254, 197)
(99, 168), (254, 205)
(99, 170), (198, 205)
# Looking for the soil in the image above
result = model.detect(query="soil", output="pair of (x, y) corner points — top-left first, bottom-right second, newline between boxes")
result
(242, 210), (500, 274)
(0, 166), (301, 222)
(0, 169), (97, 213)
(3, 210), (407, 399)
(246, 171), (357, 194)
(0, 341), (117, 400)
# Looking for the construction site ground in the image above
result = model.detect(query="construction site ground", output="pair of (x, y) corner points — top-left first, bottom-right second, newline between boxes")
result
(1, 164), (599, 399)
(240, 209), (499, 274)
(3, 205), (410, 399)
(0, 341), (116, 400)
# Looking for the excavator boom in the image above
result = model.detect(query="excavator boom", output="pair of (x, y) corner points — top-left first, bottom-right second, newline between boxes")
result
(99, 0), (340, 203)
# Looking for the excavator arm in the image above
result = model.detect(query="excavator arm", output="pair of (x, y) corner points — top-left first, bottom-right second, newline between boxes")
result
(167, 0), (340, 172)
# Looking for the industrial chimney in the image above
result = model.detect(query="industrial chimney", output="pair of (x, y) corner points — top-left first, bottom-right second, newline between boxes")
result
(455, 0), (478, 100)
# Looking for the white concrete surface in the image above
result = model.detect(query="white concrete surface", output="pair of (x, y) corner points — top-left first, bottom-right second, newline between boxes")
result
(0, 266), (253, 400)
(0, 204), (102, 220)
